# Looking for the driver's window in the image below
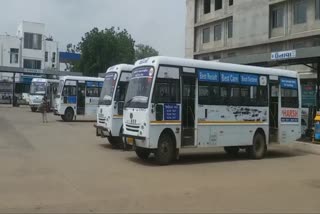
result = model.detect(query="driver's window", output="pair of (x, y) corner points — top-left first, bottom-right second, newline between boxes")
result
(152, 66), (180, 104)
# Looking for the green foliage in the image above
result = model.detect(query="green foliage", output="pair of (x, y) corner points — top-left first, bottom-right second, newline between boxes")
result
(77, 27), (135, 76)
(135, 44), (159, 61)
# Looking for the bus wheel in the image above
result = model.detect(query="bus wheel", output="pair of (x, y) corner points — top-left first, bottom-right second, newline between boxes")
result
(64, 108), (74, 122)
(224, 147), (240, 156)
(155, 134), (175, 165)
(135, 147), (150, 160)
(31, 107), (37, 112)
(247, 133), (267, 159)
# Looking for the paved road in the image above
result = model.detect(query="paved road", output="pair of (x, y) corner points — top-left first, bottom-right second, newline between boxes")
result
(0, 106), (320, 213)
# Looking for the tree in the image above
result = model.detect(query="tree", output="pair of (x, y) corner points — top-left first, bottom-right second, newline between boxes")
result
(135, 44), (159, 61)
(77, 27), (135, 76)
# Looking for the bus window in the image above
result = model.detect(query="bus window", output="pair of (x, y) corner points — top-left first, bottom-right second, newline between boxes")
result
(281, 88), (299, 108)
(152, 66), (180, 104)
(63, 86), (76, 96)
(86, 87), (100, 97)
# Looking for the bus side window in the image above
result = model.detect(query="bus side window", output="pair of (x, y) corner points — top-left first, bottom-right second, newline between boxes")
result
(281, 88), (299, 108)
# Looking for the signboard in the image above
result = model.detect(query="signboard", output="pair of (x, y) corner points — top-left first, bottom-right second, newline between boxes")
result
(86, 81), (102, 88)
(198, 69), (219, 82)
(280, 78), (298, 89)
(132, 67), (153, 79)
(164, 104), (180, 121)
(301, 82), (316, 107)
(240, 74), (259, 86)
(220, 72), (240, 84)
(281, 109), (299, 123)
(271, 50), (296, 60)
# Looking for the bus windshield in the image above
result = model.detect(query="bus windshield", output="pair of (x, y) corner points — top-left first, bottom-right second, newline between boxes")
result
(124, 67), (154, 109)
(30, 82), (46, 95)
(99, 72), (118, 105)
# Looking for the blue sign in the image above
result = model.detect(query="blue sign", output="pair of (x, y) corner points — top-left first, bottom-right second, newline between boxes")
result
(220, 72), (240, 84)
(281, 118), (299, 123)
(86, 81), (102, 88)
(68, 96), (77, 104)
(99, 82), (104, 87)
(280, 78), (298, 89)
(198, 69), (219, 82)
(164, 104), (180, 121)
(105, 73), (117, 81)
(132, 68), (152, 79)
(240, 74), (259, 86)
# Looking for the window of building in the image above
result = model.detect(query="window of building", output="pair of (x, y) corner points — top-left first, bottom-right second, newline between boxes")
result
(293, 0), (307, 24)
(229, 0), (233, 6)
(215, 0), (222, 10)
(45, 52), (48, 62)
(202, 56), (210, 61)
(24, 32), (42, 50)
(52, 52), (56, 63)
(204, 0), (211, 14)
(23, 59), (41, 69)
(227, 19), (233, 38)
(271, 6), (284, 28)
(213, 54), (221, 60)
(214, 24), (222, 41)
(10, 48), (19, 64)
(203, 27), (210, 43)
(316, 0), (320, 19)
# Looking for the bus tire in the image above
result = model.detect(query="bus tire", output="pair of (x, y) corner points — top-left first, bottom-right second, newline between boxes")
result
(224, 146), (240, 156)
(135, 147), (150, 160)
(247, 132), (267, 159)
(31, 107), (37, 112)
(64, 108), (74, 122)
(155, 133), (175, 165)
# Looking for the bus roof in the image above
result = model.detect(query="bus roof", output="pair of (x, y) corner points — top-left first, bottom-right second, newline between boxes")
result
(31, 78), (59, 83)
(135, 56), (299, 79)
(59, 76), (104, 82)
(106, 64), (134, 74)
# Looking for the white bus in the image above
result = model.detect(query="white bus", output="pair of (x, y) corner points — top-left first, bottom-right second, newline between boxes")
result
(95, 64), (134, 148)
(29, 78), (59, 112)
(54, 76), (104, 122)
(123, 56), (301, 165)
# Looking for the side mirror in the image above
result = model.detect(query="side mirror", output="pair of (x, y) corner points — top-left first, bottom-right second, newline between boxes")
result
(156, 104), (163, 121)
(118, 101), (124, 115)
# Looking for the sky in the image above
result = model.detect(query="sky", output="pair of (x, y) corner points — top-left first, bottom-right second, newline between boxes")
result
(0, 0), (186, 57)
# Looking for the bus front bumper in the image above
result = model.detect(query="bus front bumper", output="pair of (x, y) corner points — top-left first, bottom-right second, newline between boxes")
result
(94, 124), (110, 138)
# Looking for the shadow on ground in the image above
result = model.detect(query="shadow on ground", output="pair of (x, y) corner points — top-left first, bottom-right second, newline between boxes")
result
(126, 148), (306, 166)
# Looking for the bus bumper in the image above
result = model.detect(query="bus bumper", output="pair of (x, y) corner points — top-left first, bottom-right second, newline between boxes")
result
(94, 124), (110, 138)
(53, 110), (60, 116)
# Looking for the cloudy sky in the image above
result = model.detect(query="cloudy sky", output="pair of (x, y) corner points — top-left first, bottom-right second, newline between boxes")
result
(0, 0), (186, 57)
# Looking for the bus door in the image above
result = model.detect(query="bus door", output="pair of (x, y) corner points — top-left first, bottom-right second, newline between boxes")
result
(77, 82), (86, 115)
(269, 79), (279, 143)
(181, 74), (196, 147)
(278, 78), (300, 143)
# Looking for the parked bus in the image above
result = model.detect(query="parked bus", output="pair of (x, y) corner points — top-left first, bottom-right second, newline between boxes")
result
(29, 78), (59, 112)
(95, 64), (134, 148)
(54, 76), (104, 122)
(123, 56), (301, 165)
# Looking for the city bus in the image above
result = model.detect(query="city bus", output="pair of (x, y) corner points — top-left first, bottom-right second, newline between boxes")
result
(29, 78), (59, 112)
(123, 56), (301, 165)
(54, 76), (104, 122)
(95, 64), (134, 148)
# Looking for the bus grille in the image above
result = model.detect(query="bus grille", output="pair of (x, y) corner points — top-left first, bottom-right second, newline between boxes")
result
(125, 124), (140, 133)
(99, 118), (106, 124)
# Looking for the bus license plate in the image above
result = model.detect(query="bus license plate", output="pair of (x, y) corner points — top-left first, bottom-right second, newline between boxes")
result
(127, 137), (134, 145)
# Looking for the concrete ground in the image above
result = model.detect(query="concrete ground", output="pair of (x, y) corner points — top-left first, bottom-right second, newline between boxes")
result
(1, 106), (320, 213)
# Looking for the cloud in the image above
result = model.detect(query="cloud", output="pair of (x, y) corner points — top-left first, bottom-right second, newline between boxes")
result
(0, 0), (186, 57)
